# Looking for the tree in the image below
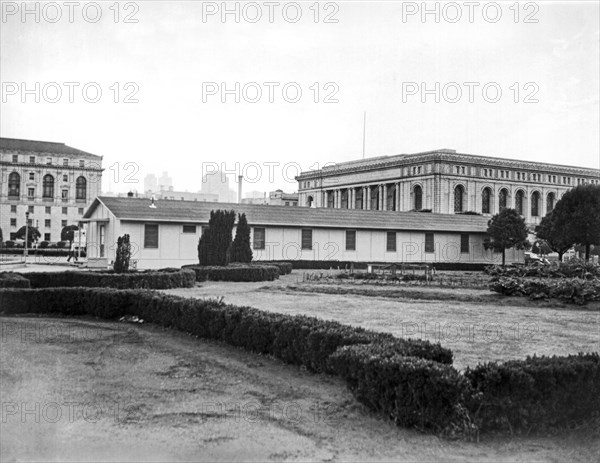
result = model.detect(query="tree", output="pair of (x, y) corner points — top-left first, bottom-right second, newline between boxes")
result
(484, 208), (530, 266)
(535, 210), (572, 261)
(230, 213), (253, 263)
(61, 225), (79, 246)
(113, 234), (131, 273)
(14, 226), (41, 246)
(551, 184), (600, 262)
(197, 210), (236, 266)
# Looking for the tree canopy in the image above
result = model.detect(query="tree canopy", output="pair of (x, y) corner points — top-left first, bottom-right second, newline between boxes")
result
(198, 210), (236, 266)
(14, 226), (41, 245)
(230, 213), (253, 263)
(551, 184), (600, 261)
(484, 208), (530, 266)
(61, 225), (80, 244)
(535, 210), (572, 261)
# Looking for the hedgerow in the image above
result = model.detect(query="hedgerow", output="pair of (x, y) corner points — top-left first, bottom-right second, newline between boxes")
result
(185, 264), (280, 282)
(485, 260), (600, 279)
(489, 277), (600, 305)
(20, 268), (196, 289)
(0, 272), (30, 288)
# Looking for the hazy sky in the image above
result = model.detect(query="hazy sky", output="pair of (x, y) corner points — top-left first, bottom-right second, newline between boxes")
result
(2, 1), (599, 194)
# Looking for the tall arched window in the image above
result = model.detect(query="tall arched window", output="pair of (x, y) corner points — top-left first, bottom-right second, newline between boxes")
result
(515, 190), (524, 215)
(326, 190), (334, 208)
(454, 185), (464, 213)
(546, 192), (555, 214)
(482, 187), (492, 214)
(531, 191), (540, 217)
(43, 174), (55, 199)
(76, 176), (87, 200)
(386, 184), (396, 211)
(414, 185), (422, 211)
(306, 195), (314, 207)
(341, 189), (349, 209)
(355, 188), (363, 209)
(499, 189), (508, 211)
(370, 186), (379, 210)
(8, 172), (20, 197)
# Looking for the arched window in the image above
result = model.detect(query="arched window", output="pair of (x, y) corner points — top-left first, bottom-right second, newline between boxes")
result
(326, 190), (334, 208)
(454, 185), (464, 213)
(355, 188), (363, 209)
(546, 192), (555, 213)
(76, 176), (87, 200)
(386, 184), (396, 211)
(341, 189), (349, 209)
(531, 191), (540, 217)
(414, 185), (422, 211)
(482, 187), (492, 214)
(8, 172), (20, 197)
(499, 188), (508, 211)
(306, 195), (314, 207)
(43, 174), (54, 198)
(515, 190), (524, 215)
(370, 186), (379, 210)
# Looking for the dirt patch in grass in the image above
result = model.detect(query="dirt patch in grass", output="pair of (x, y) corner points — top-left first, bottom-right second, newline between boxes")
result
(2, 315), (598, 462)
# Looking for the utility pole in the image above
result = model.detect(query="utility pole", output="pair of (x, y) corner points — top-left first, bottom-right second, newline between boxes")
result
(24, 211), (29, 266)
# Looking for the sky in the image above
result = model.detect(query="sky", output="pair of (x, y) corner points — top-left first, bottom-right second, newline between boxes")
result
(1, 0), (599, 195)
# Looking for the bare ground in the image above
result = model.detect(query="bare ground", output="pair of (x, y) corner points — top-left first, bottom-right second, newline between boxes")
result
(1, 315), (598, 462)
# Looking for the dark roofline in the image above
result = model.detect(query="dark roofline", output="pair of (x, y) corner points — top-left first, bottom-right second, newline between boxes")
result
(0, 137), (102, 159)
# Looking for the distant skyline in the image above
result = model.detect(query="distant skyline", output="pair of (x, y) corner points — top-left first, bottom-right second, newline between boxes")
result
(2, 1), (599, 195)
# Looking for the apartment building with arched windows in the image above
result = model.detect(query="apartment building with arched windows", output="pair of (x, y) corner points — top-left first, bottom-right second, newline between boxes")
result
(296, 149), (600, 227)
(0, 137), (103, 243)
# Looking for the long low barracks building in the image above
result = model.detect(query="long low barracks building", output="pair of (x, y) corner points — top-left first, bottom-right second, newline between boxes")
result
(82, 196), (522, 269)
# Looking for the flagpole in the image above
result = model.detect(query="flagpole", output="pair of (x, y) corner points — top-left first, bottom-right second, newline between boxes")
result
(362, 111), (366, 159)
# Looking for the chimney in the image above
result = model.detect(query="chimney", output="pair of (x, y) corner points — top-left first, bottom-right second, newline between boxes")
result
(238, 175), (243, 204)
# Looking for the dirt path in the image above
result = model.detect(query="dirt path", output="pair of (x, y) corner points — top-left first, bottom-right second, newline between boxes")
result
(2, 315), (597, 462)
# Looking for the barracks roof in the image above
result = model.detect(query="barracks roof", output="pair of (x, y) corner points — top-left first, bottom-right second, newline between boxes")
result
(85, 196), (491, 233)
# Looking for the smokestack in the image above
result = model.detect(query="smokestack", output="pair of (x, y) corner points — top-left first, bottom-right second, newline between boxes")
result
(238, 175), (243, 204)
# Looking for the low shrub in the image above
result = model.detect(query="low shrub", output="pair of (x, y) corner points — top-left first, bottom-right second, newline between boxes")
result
(489, 276), (600, 305)
(185, 264), (280, 282)
(4, 241), (15, 248)
(0, 288), (451, 374)
(56, 241), (68, 248)
(465, 353), (600, 433)
(21, 268), (196, 290)
(0, 272), (30, 288)
(330, 343), (473, 434)
(38, 241), (49, 249)
(260, 262), (292, 275)
(486, 260), (600, 280)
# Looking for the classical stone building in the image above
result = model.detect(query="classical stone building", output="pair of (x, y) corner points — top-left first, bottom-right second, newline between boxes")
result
(0, 137), (103, 243)
(296, 149), (600, 227)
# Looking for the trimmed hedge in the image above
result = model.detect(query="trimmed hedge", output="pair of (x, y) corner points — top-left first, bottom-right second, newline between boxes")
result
(267, 260), (489, 272)
(185, 264), (280, 282)
(0, 248), (85, 257)
(0, 288), (451, 374)
(489, 277), (600, 305)
(465, 353), (600, 433)
(1, 287), (598, 435)
(258, 262), (292, 275)
(0, 272), (30, 288)
(330, 344), (473, 433)
(20, 269), (196, 290)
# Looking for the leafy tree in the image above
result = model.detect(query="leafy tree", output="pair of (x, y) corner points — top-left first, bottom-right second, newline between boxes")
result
(230, 213), (253, 263)
(113, 234), (131, 273)
(14, 226), (41, 246)
(61, 225), (80, 246)
(484, 208), (530, 266)
(552, 184), (600, 262)
(197, 210), (236, 266)
(535, 210), (572, 262)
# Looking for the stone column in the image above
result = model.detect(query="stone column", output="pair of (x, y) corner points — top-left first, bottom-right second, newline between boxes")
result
(395, 182), (401, 211)
(382, 185), (387, 211)
(366, 186), (371, 210)
(349, 188), (354, 209)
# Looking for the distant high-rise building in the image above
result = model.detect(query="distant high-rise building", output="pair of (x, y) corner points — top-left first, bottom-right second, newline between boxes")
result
(144, 174), (158, 193)
(201, 170), (237, 202)
(158, 171), (173, 191)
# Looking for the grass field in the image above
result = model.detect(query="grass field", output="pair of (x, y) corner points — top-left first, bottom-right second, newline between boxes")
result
(165, 272), (599, 370)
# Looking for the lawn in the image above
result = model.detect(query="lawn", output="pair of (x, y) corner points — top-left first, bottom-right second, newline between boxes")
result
(165, 272), (599, 370)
